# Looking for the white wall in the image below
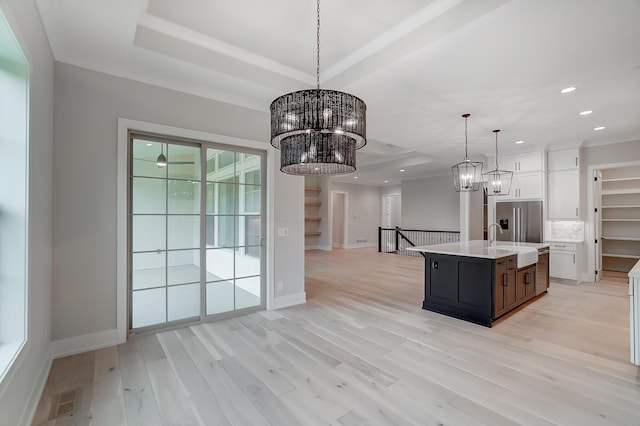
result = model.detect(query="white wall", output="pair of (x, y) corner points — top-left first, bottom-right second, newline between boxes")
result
(401, 175), (460, 231)
(273, 156), (305, 299)
(53, 62), (304, 341)
(0, 0), (54, 424)
(328, 181), (381, 248)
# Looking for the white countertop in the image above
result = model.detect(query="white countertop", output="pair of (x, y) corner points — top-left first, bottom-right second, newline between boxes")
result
(545, 239), (584, 244)
(407, 240), (548, 260)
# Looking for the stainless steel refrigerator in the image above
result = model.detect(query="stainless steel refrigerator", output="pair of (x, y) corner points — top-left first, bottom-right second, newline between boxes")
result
(496, 200), (543, 243)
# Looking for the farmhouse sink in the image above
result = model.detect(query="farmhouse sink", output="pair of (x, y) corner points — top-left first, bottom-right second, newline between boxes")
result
(489, 245), (538, 268)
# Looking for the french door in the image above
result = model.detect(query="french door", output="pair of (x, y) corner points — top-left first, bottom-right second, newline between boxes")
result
(128, 133), (265, 332)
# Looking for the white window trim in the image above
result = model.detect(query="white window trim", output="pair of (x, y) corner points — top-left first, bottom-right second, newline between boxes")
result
(117, 118), (275, 344)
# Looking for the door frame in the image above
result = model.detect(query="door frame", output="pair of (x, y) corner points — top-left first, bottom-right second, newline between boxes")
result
(329, 191), (348, 249)
(382, 193), (401, 228)
(117, 118), (275, 344)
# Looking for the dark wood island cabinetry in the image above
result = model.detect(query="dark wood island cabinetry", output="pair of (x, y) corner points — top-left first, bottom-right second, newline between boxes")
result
(422, 252), (539, 327)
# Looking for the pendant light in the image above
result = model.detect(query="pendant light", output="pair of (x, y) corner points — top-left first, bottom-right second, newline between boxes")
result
(482, 129), (513, 196)
(269, 0), (366, 175)
(156, 144), (167, 167)
(452, 114), (483, 192)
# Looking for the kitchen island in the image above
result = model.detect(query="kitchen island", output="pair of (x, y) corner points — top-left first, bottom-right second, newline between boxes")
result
(408, 240), (549, 327)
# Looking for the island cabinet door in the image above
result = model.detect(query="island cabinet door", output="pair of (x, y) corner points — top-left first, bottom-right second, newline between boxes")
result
(516, 265), (537, 304)
(505, 269), (518, 311)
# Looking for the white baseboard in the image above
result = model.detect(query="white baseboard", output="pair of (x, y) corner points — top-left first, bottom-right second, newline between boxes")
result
(272, 292), (307, 309)
(50, 329), (119, 359)
(345, 243), (377, 249)
(20, 352), (53, 426)
(305, 245), (331, 251)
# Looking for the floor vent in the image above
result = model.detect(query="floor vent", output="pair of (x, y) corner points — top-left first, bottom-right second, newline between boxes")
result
(50, 388), (81, 420)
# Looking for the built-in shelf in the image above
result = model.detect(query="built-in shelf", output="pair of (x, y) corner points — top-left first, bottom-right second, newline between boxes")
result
(601, 177), (640, 183)
(602, 189), (640, 195)
(601, 165), (640, 272)
(304, 181), (322, 242)
(602, 236), (640, 241)
(603, 253), (640, 259)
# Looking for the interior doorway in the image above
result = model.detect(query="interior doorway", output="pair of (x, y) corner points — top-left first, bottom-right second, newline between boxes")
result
(331, 192), (347, 248)
(382, 194), (401, 228)
(591, 163), (640, 277)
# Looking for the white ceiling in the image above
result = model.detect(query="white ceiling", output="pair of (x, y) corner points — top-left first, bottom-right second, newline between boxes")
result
(35, 0), (640, 186)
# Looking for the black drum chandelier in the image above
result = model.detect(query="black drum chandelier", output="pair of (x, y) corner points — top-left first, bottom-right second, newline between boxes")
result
(270, 0), (366, 175)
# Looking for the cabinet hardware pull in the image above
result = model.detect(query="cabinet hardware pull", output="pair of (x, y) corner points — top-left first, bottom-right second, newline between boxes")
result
(503, 273), (508, 286)
(576, 207), (578, 216)
(525, 273), (531, 284)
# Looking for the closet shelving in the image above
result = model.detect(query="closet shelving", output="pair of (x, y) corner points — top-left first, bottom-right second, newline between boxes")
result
(305, 186), (322, 237)
(601, 168), (640, 271)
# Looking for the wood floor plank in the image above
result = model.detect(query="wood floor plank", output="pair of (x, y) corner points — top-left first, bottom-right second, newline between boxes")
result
(91, 346), (127, 426)
(156, 330), (231, 425)
(145, 358), (200, 426)
(180, 335), (271, 426)
(119, 351), (164, 426)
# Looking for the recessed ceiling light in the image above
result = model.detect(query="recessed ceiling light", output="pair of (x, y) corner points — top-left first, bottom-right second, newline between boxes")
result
(353, 176), (358, 179)
(579, 110), (593, 116)
(515, 140), (524, 144)
(384, 180), (390, 183)
(399, 169), (405, 172)
(146, 143), (153, 146)
(561, 86), (576, 94)
(594, 126), (606, 131)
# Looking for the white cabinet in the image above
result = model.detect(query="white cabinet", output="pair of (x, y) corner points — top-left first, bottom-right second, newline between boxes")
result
(502, 171), (543, 200)
(548, 148), (581, 219)
(548, 242), (577, 281)
(548, 169), (580, 219)
(495, 152), (543, 200)
(500, 152), (542, 173)
(548, 148), (579, 171)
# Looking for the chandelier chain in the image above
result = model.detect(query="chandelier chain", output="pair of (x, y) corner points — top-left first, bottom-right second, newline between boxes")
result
(464, 115), (469, 159)
(316, 0), (321, 90)
(495, 131), (499, 169)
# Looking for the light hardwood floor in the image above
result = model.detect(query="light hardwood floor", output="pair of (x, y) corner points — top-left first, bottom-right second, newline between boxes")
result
(33, 248), (640, 425)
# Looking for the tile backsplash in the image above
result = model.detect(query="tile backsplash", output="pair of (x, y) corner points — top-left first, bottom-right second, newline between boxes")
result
(546, 220), (585, 241)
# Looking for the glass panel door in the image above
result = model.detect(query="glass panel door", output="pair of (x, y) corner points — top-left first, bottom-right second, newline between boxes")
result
(129, 135), (265, 332)
(205, 149), (263, 315)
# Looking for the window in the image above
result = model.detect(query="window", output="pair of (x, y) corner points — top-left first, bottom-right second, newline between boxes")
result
(0, 10), (29, 382)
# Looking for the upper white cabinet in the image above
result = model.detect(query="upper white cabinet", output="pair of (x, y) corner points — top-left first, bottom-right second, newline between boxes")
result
(499, 151), (542, 173)
(496, 151), (543, 200)
(548, 148), (581, 219)
(548, 169), (580, 218)
(502, 171), (543, 200)
(548, 148), (579, 171)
